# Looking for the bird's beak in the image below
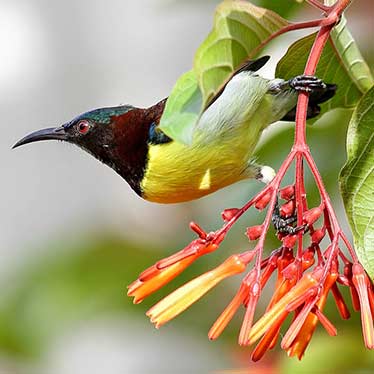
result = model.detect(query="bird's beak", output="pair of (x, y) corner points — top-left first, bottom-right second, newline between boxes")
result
(12, 126), (67, 149)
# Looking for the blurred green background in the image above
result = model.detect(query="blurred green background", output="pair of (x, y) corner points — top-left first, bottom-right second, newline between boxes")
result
(2, 0), (374, 373)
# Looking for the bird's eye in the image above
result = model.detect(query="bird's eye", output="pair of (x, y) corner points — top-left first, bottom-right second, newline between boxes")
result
(77, 120), (90, 134)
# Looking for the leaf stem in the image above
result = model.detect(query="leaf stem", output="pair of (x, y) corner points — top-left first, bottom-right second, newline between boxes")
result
(249, 18), (331, 60)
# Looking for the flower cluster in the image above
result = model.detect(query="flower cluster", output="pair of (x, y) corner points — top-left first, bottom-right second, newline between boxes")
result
(128, 183), (374, 360)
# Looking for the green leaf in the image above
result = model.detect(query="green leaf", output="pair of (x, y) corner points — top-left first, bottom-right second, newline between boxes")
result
(252, 0), (302, 18)
(331, 16), (374, 93)
(158, 71), (202, 144)
(276, 17), (373, 116)
(340, 86), (374, 278)
(194, 0), (289, 107)
(160, 0), (289, 144)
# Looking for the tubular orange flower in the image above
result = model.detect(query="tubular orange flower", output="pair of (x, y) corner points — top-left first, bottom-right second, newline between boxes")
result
(239, 281), (261, 345)
(127, 255), (196, 303)
(221, 208), (240, 221)
(352, 263), (374, 349)
(251, 313), (285, 362)
(331, 283), (351, 319)
(368, 285), (374, 317)
(281, 293), (319, 350)
(250, 249), (299, 356)
(267, 249), (296, 305)
(248, 268), (323, 345)
(128, 225), (223, 303)
(313, 307), (337, 336)
(344, 263), (361, 311)
(254, 191), (272, 210)
(259, 250), (281, 289)
(146, 254), (247, 328)
(286, 263), (339, 358)
(208, 282), (250, 340)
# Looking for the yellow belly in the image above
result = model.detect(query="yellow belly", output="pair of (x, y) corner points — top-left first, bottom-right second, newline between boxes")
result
(139, 71), (298, 203)
(141, 124), (263, 203)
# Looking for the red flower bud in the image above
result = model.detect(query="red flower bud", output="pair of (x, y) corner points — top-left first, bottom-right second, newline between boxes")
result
(280, 185), (295, 200)
(255, 192), (272, 210)
(189, 221), (207, 239)
(303, 205), (324, 225)
(282, 234), (298, 248)
(280, 200), (295, 218)
(302, 248), (315, 270)
(246, 225), (263, 241)
(311, 228), (326, 244)
(221, 208), (239, 222)
(337, 275), (350, 287)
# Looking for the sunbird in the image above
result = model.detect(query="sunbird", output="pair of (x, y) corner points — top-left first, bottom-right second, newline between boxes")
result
(13, 56), (336, 203)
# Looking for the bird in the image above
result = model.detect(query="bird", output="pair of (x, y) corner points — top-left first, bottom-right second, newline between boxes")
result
(13, 56), (336, 204)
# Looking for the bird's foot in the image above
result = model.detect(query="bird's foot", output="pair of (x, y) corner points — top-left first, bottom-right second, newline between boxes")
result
(272, 196), (307, 236)
(289, 75), (327, 93)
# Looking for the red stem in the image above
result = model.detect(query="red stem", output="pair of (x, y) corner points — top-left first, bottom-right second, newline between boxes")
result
(253, 152), (296, 273)
(249, 19), (333, 60)
(294, 26), (332, 148)
(295, 153), (304, 264)
(215, 184), (272, 240)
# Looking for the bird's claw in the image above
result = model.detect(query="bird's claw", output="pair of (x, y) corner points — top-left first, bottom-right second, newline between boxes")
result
(272, 196), (307, 236)
(289, 75), (327, 93)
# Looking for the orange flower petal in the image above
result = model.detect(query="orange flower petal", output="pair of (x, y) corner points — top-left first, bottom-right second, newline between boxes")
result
(350, 285), (361, 311)
(281, 299), (317, 350)
(285, 287), (318, 312)
(248, 268), (322, 345)
(156, 241), (218, 270)
(313, 307), (337, 336)
(251, 314), (287, 361)
(287, 269), (338, 358)
(239, 282), (260, 346)
(260, 252), (279, 289)
(331, 283), (350, 319)
(344, 263), (361, 311)
(368, 285), (374, 317)
(267, 278), (296, 312)
(127, 256), (195, 303)
(208, 283), (249, 340)
(268, 326), (281, 350)
(147, 255), (246, 328)
(302, 248), (316, 270)
(287, 310), (319, 360)
(128, 239), (220, 303)
(352, 263), (374, 349)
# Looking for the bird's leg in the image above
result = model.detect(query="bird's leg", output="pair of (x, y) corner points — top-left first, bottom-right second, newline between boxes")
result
(288, 75), (327, 93)
(272, 196), (307, 235)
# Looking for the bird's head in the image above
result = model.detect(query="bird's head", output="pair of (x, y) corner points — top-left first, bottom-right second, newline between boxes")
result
(13, 105), (134, 157)
(13, 102), (166, 195)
